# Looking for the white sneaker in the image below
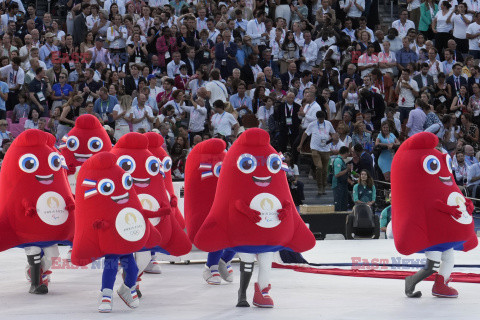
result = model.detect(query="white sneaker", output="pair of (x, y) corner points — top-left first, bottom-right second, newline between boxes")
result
(218, 259), (234, 282)
(98, 289), (113, 313)
(203, 265), (221, 285)
(117, 283), (139, 308)
(144, 259), (162, 274)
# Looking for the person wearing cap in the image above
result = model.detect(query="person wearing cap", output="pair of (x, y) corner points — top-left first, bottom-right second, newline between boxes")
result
(88, 36), (110, 64)
(298, 110), (336, 196)
(39, 32), (58, 69)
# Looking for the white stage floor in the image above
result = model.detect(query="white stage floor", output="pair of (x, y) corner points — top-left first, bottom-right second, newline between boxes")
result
(1, 240), (479, 320)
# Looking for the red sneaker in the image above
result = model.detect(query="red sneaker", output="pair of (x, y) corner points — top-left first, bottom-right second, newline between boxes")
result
(432, 274), (458, 298)
(253, 283), (274, 308)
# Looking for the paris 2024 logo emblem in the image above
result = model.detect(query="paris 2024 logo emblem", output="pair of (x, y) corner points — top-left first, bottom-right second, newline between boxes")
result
(115, 207), (146, 241)
(36, 191), (68, 226)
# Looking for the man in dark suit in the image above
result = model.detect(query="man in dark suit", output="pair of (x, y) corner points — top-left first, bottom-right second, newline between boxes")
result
(446, 63), (467, 95)
(124, 64), (146, 96)
(274, 91), (301, 153)
(413, 63), (435, 94)
(214, 29), (238, 79)
(353, 144), (375, 178)
(358, 88), (385, 131)
(468, 66), (480, 95)
(183, 47), (198, 76)
(280, 62), (300, 91)
(240, 54), (256, 89)
(73, 3), (90, 47)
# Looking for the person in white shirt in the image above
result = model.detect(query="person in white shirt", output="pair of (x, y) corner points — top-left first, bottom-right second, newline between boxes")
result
(196, 7), (208, 31)
(299, 31), (318, 72)
(207, 19), (220, 43)
(107, 14), (128, 51)
(0, 2), (17, 35)
(448, 2), (471, 54)
(137, 6), (154, 35)
(432, 1), (454, 53)
(126, 93), (154, 132)
(466, 12), (480, 59)
(86, 5), (100, 31)
(205, 69), (228, 105)
(112, 95), (131, 140)
(257, 96), (275, 131)
(392, 10), (416, 39)
(210, 100), (239, 137)
(343, 0), (365, 20)
(395, 68), (419, 123)
(378, 41), (397, 75)
(246, 11), (267, 47)
(426, 47), (444, 82)
(297, 110), (335, 195)
(182, 95), (207, 136)
(166, 51), (186, 78)
(103, 0), (126, 15)
(299, 90), (321, 130)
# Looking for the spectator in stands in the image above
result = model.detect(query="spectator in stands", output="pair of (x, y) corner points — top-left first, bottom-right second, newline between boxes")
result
(284, 152), (304, 206)
(112, 95), (132, 140)
(396, 68), (419, 123)
(406, 98), (429, 137)
(464, 144), (479, 167)
(24, 107), (40, 130)
(375, 120), (400, 181)
(12, 92), (28, 122)
(353, 169), (376, 208)
(56, 95), (84, 140)
(210, 99), (239, 137)
(460, 113), (479, 150)
(0, 119), (12, 145)
(298, 110), (335, 196)
(432, 1), (453, 55)
(332, 146), (352, 211)
(353, 143), (375, 178)
(453, 150), (468, 187)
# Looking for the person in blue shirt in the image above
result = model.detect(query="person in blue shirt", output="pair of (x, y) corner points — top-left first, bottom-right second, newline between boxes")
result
(229, 81), (253, 120)
(0, 79), (8, 120)
(50, 73), (73, 109)
(396, 37), (418, 71)
(93, 87), (118, 128)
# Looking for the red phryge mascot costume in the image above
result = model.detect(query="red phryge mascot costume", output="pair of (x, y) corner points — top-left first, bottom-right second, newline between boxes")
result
(195, 128), (316, 308)
(59, 114), (112, 195)
(184, 138), (236, 285)
(144, 132), (185, 272)
(0, 129), (75, 294)
(146, 133), (185, 229)
(111, 133), (191, 296)
(71, 151), (163, 313)
(392, 132), (477, 298)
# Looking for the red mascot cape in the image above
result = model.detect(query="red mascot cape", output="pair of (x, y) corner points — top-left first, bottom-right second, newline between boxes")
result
(71, 152), (163, 266)
(144, 132), (185, 229)
(391, 132), (477, 255)
(111, 133), (191, 256)
(194, 128), (316, 253)
(184, 138), (226, 242)
(59, 114), (112, 195)
(0, 129), (75, 252)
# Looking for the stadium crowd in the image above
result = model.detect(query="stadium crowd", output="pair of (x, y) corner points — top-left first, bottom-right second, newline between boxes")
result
(0, 0), (479, 210)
